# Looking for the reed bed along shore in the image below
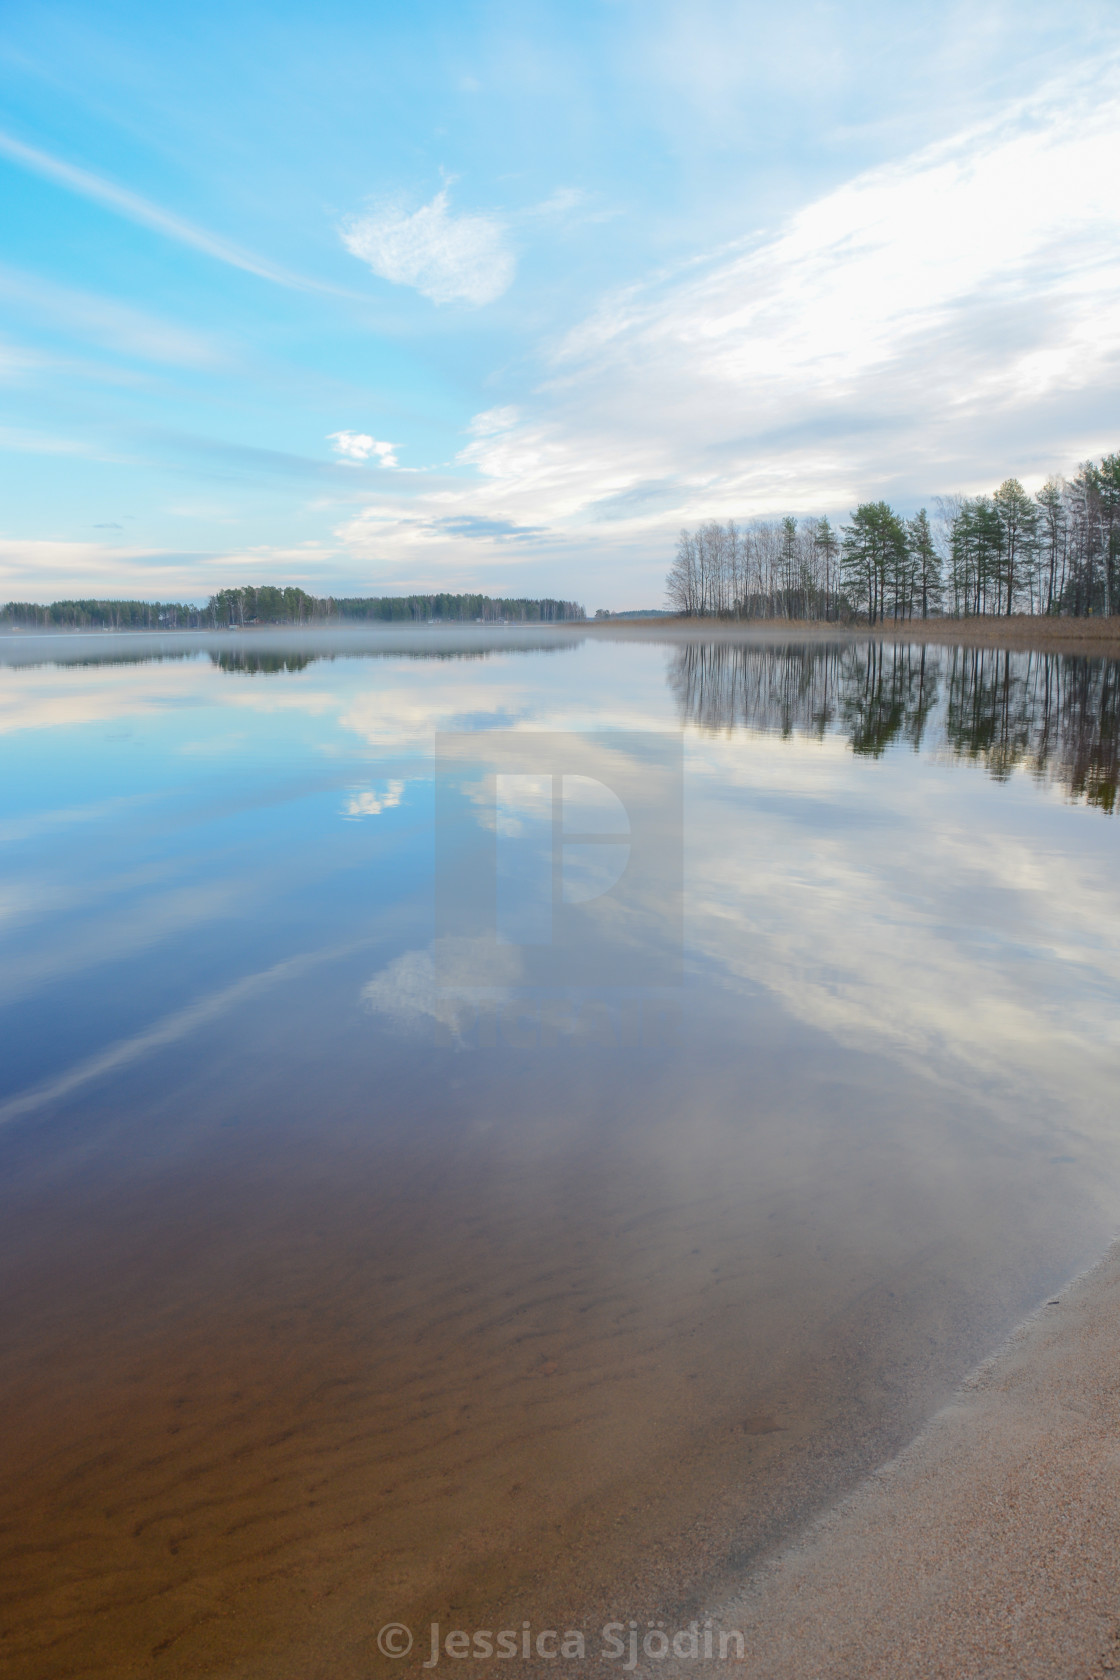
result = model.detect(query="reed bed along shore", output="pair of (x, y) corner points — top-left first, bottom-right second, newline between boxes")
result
(593, 615), (1120, 655)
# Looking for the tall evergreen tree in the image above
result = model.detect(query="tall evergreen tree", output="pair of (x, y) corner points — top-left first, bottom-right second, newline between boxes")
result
(1097, 452), (1120, 617)
(950, 498), (1003, 615)
(810, 517), (839, 619)
(993, 478), (1038, 616)
(906, 509), (942, 619)
(841, 502), (908, 625)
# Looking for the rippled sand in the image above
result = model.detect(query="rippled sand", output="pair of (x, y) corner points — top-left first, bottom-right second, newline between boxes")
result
(0, 1028), (1104, 1679)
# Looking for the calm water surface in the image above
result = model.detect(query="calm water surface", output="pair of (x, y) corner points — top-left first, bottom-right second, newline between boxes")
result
(1, 627), (1118, 1679)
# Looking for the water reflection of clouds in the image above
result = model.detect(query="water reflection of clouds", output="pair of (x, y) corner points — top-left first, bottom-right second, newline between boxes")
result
(0, 880), (248, 1007)
(337, 683), (533, 752)
(684, 730), (1120, 1137)
(0, 790), (158, 844)
(4, 634), (1120, 1159)
(0, 662), (208, 735)
(342, 779), (405, 818)
(0, 653), (536, 781)
(0, 939), (377, 1128)
(361, 945), (521, 1045)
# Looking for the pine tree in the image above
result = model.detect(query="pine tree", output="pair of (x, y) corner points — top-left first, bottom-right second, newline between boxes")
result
(992, 478), (1038, 616)
(841, 503), (908, 625)
(1097, 453), (1120, 617)
(906, 509), (942, 619)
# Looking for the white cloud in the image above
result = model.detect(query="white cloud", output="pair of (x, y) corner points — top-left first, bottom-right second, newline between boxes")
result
(343, 779), (405, 817)
(328, 430), (398, 466)
(334, 64), (1120, 603)
(541, 65), (1120, 515)
(340, 188), (515, 306)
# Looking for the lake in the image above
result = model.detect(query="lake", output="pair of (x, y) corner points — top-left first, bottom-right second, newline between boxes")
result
(2, 626), (1119, 1679)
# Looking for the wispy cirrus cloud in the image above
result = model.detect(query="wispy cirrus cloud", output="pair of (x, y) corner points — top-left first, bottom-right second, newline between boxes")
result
(0, 130), (363, 299)
(340, 187), (515, 306)
(332, 64), (1120, 600)
(556, 67), (1120, 427)
(0, 263), (225, 367)
(0, 537), (340, 603)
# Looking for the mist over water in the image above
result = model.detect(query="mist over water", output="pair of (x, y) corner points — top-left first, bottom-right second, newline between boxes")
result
(2, 626), (1119, 1679)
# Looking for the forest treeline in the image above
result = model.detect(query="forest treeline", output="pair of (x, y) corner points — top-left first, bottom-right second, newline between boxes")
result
(669, 641), (1120, 812)
(666, 454), (1120, 622)
(0, 588), (586, 630)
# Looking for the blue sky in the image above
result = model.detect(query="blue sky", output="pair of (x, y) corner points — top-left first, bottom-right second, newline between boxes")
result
(1, 0), (1119, 610)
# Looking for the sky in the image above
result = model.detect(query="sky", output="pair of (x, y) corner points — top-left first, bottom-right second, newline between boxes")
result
(1, 0), (1119, 611)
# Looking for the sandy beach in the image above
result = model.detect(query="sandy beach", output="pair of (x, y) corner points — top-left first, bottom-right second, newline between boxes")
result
(675, 1240), (1120, 1680)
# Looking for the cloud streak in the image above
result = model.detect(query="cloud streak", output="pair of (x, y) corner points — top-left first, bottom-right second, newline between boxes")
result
(0, 939), (375, 1127)
(0, 537), (342, 603)
(0, 130), (364, 300)
(0, 262), (225, 367)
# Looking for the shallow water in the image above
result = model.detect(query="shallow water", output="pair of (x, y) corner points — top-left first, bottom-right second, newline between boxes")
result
(1, 627), (1118, 1679)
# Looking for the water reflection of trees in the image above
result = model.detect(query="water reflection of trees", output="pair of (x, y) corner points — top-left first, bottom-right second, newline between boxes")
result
(0, 632), (576, 673)
(205, 644), (566, 673)
(209, 650), (315, 674)
(669, 642), (1120, 812)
